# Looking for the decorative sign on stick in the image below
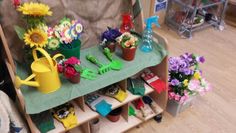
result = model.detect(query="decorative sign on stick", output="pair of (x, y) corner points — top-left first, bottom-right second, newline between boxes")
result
(154, 0), (167, 13)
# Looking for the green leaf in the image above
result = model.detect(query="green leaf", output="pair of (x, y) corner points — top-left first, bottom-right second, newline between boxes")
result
(14, 25), (26, 40)
(74, 64), (82, 72)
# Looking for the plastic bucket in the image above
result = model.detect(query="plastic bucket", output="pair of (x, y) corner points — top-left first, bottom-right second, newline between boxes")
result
(59, 39), (81, 59)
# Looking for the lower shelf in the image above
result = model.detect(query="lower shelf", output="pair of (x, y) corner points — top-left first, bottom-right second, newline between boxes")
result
(31, 83), (161, 133)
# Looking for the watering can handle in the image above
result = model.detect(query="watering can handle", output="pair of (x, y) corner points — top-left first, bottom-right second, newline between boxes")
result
(33, 48), (54, 71)
(53, 54), (65, 61)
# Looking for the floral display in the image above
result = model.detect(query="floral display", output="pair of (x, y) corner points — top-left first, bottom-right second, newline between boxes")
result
(168, 53), (211, 104)
(13, 2), (52, 49)
(44, 17), (83, 51)
(116, 32), (138, 49)
(57, 57), (82, 79)
(101, 27), (121, 44)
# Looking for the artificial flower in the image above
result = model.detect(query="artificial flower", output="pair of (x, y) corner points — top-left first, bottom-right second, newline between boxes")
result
(64, 57), (81, 66)
(170, 79), (180, 86)
(188, 79), (200, 91)
(24, 28), (48, 48)
(183, 79), (189, 87)
(57, 64), (64, 73)
(64, 66), (77, 78)
(17, 2), (52, 17)
(194, 71), (201, 80)
(101, 27), (121, 42)
(12, 0), (21, 8)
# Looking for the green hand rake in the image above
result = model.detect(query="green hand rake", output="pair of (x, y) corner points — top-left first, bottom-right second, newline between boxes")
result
(86, 54), (111, 74)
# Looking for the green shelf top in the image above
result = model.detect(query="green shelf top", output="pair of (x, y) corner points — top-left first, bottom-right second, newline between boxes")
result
(16, 40), (167, 114)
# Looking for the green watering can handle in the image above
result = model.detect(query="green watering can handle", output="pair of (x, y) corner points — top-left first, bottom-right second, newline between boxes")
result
(86, 55), (102, 67)
(103, 48), (113, 61)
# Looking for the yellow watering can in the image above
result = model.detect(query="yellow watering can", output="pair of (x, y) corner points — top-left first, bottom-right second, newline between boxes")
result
(15, 48), (64, 94)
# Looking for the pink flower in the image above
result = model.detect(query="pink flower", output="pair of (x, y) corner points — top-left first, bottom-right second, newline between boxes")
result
(168, 92), (176, 100)
(174, 94), (181, 101)
(64, 66), (77, 78)
(188, 79), (200, 91)
(64, 57), (80, 66)
(57, 64), (64, 73)
(179, 96), (187, 104)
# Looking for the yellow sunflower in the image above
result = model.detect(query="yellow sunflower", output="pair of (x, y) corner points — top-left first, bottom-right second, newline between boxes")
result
(24, 28), (48, 48)
(18, 2), (52, 17)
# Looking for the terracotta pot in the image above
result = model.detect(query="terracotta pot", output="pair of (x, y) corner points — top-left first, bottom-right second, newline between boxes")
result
(68, 73), (80, 84)
(121, 47), (137, 61)
(107, 107), (122, 122)
(106, 42), (116, 52)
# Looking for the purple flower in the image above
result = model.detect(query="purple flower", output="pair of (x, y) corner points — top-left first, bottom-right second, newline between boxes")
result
(179, 68), (191, 75)
(101, 27), (121, 42)
(170, 79), (180, 86)
(197, 56), (205, 63)
(169, 64), (179, 72)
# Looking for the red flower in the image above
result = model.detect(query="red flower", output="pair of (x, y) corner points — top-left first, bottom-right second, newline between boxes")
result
(12, 0), (21, 8)
(57, 64), (64, 73)
(64, 57), (80, 66)
(64, 66), (77, 78)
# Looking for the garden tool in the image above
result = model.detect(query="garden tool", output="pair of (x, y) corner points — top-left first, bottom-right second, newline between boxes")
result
(81, 67), (97, 80)
(103, 48), (123, 70)
(86, 54), (111, 74)
(133, 98), (149, 117)
(142, 96), (159, 114)
(15, 48), (64, 94)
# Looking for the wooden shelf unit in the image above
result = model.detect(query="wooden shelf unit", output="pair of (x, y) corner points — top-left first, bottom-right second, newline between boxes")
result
(0, 0), (169, 132)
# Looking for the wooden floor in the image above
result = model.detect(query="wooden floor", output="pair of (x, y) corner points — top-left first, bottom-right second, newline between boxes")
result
(127, 25), (236, 133)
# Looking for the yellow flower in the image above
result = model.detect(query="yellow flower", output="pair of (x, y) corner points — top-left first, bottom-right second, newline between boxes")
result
(183, 79), (189, 87)
(194, 71), (201, 80)
(24, 28), (48, 48)
(18, 2), (52, 17)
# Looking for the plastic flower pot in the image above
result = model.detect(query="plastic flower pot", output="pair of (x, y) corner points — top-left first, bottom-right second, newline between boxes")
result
(121, 47), (137, 61)
(59, 39), (81, 59)
(68, 73), (80, 84)
(166, 95), (196, 117)
(90, 118), (100, 133)
(107, 107), (122, 122)
(106, 42), (117, 53)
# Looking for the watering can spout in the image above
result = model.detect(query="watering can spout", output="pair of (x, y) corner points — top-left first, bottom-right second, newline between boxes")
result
(15, 76), (40, 88)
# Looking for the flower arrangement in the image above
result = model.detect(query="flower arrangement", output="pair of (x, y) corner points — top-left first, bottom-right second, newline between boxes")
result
(58, 57), (82, 83)
(116, 32), (138, 49)
(14, 2), (52, 49)
(47, 17), (83, 50)
(101, 27), (121, 44)
(100, 27), (121, 52)
(168, 53), (211, 104)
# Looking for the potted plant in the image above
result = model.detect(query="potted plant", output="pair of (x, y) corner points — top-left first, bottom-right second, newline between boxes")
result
(57, 57), (82, 83)
(116, 32), (138, 61)
(167, 53), (211, 116)
(49, 17), (83, 59)
(101, 27), (121, 52)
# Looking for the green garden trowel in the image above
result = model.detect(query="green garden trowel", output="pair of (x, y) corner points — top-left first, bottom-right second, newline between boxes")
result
(86, 55), (111, 74)
(103, 48), (123, 70)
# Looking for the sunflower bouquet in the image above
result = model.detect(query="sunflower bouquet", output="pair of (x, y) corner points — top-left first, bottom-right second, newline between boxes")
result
(14, 2), (52, 49)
